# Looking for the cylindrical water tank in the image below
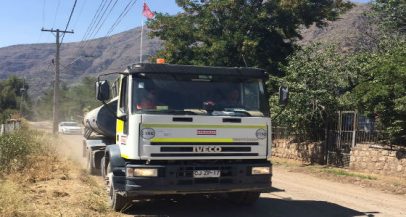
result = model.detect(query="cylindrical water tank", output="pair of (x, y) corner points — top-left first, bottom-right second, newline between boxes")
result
(84, 99), (117, 138)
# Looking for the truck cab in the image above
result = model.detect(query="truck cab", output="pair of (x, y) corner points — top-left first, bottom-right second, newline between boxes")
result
(85, 63), (277, 211)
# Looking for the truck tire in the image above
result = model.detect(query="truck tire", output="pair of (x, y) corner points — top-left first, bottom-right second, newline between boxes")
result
(107, 163), (128, 211)
(227, 192), (261, 205)
(86, 151), (99, 175)
(101, 156), (106, 179)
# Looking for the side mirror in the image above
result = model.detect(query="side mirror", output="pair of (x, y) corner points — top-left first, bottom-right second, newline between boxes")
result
(279, 86), (289, 107)
(96, 80), (110, 101)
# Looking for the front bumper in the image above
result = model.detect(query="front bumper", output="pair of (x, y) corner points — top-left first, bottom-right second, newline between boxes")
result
(113, 161), (272, 197)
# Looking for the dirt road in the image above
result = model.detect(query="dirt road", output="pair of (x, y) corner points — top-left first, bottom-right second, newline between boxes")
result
(57, 133), (405, 217)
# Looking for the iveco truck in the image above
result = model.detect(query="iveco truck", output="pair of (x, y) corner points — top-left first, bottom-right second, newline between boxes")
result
(83, 63), (287, 211)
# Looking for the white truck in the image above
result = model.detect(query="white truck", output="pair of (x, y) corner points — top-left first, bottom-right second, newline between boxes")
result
(83, 63), (287, 211)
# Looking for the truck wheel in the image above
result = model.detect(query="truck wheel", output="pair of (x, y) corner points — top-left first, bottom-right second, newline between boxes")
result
(227, 192), (261, 205)
(86, 151), (98, 175)
(107, 163), (128, 211)
(101, 157), (106, 179)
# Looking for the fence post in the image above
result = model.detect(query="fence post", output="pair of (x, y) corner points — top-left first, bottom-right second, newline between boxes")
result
(351, 111), (357, 148)
(337, 111), (342, 150)
(0, 124), (4, 136)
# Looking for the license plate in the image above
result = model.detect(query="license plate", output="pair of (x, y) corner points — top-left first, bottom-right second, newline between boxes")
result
(193, 170), (221, 178)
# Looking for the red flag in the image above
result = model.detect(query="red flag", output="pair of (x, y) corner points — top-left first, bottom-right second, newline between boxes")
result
(143, 3), (154, 19)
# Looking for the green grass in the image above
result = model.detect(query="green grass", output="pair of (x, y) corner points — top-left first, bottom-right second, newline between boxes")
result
(319, 167), (377, 180)
(272, 157), (378, 180)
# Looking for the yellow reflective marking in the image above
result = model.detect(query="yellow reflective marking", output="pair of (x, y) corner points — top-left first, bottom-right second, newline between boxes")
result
(121, 153), (129, 159)
(116, 119), (124, 133)
(142, 124), (265, 129)
(150, 138), (234, 143)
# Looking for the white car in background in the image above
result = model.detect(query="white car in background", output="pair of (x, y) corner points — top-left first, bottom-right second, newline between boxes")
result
(58, 122), (82, 135)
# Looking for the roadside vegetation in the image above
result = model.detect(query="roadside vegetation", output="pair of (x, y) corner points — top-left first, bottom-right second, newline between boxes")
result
(0, 76), (30, 123)
(271, 0), (405, 145)
(0, 127), (122, 216)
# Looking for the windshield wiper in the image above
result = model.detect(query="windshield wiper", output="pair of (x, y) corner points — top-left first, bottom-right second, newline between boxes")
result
(141, 109), (200, 115)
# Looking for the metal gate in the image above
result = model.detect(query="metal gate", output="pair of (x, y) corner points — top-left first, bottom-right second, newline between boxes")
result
(327, 111), (357, 167)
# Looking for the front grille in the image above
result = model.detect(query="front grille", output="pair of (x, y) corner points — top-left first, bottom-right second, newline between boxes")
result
(148, 142), (260, 158)
(151, 142), (258, 146)
(151, 153), (258, 157)
(161, 147), (251, 152)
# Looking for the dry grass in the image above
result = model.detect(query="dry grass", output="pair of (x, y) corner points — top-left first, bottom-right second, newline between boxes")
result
(0, 130), (124, 217)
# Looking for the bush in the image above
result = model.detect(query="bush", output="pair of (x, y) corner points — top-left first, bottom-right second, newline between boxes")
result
(0, 130), (44, 173)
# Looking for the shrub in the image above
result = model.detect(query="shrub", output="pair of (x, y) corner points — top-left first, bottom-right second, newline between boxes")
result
(0, 130), (44, 173)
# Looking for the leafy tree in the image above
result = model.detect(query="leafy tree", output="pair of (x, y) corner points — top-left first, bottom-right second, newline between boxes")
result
(35, 77), (99, 122)
(275, 37), (405, 144)
(271, 44), (351, 138)
(148, 0), (352, 73)
(348, 40), (406, 144)
(64, 77), (100, 120)
(372, 0), (406, 32)
(0, 76), (31, 122)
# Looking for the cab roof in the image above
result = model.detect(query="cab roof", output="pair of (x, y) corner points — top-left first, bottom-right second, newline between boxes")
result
(125, 63), (268, 78)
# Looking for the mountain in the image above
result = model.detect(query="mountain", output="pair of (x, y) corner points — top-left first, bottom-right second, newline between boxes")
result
(0, 4), (373, 99)
(0, 27), (161, 98)
(298, 4), (375, 52)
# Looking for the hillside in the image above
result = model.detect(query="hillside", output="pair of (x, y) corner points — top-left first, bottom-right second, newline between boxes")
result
(0, 4), (372, 99)
(299, 4), (375, 52)
(0, 27), (161, 98)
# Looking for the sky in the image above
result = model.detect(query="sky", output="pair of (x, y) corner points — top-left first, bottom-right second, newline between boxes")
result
(0, 0), (370, 48)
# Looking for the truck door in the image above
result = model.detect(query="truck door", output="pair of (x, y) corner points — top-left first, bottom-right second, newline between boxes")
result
(116, 76), (128, 145)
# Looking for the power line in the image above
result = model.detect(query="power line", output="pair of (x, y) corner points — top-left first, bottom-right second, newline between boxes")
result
(80, 0), (108, 45)
(81, 0), (137, 51)
(72, 0), (88, 29)
(87, 0), (137, 53)
(81, 0), (116, 49)
(106, 0), (138, 37)
(60, 0), (78, 45)
(87, 0), (120, 41)
(37, 0), (47, 44)
(42, 0), (46, 27)
(51, 0), (61, 29)
(45, 0), (61, 42)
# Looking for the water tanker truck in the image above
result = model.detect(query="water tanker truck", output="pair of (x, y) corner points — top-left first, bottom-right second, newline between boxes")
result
(83, 63), (288, 211)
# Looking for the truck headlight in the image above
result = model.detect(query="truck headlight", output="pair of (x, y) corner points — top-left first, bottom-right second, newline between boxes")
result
(251, 166), (271, 175)
(126, 168), (158, 177)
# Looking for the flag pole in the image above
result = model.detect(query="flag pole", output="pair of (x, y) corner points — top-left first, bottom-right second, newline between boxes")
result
(140, 1), (145, 64)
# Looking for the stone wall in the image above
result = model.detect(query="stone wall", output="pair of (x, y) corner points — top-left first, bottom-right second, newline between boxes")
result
(272, 139), (325, 164)
(350, 144), (406, 178)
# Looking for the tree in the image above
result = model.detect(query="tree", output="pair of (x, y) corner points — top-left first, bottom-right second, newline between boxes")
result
(271, 44), (351, 138)
(348, 40), (406, 144)
(148, 0), (352, 73)
(0, 76), (31, 121)
(35, 77), (99, 122)
(274, 37), (406, 144)
(372, 0), (406, 33)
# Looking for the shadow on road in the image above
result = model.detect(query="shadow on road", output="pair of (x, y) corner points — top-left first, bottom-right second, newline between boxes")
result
(123, 194), (376, 217)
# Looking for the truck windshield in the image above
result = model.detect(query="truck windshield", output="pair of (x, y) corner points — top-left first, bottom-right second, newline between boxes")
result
(131, 74), (268, 117)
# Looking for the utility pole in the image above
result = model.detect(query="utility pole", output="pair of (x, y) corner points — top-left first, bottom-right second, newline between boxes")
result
(41, 28), (74, 134)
